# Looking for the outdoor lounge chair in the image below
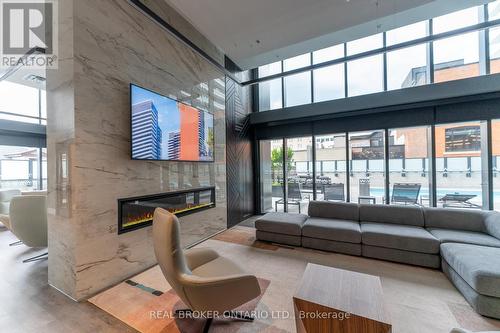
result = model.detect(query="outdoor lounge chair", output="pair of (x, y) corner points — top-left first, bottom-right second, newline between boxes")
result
(275, 182), (308, 213)
(391, 183), (421, 205)
(324, 183), (345, 201)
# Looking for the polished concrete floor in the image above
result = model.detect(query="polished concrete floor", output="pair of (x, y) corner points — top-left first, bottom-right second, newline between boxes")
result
(0, 226), (137, 333)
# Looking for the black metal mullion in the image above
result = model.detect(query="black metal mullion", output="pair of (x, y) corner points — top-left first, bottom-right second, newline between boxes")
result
(282, 138), (288, 212)
(428, 19), (435, 84)
(345, 132), (350, 202)
(344, 43), (348, 98)
(483, 4), (491, 75)
(383, 32), (388, 92)
(430, 124), (437, 207)
(482, 120), (494, 210)
(310, 53), (315, 103)
(281, 61), (285, 108)
(312, 135), (317, 200)
(384, 129), (390, 204)
(38, 148), (43, 190)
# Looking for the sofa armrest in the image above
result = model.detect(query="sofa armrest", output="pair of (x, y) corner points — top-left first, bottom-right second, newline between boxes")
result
(485, 212), (500, 240)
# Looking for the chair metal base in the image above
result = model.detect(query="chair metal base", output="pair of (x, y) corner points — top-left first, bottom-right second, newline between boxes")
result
(23, 252), (48, 263)
(174, 309), (254, 333)
(9, 240), (22, 246)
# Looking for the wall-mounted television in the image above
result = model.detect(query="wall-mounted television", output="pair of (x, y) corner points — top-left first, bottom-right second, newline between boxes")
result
(130, 84), (214, 162)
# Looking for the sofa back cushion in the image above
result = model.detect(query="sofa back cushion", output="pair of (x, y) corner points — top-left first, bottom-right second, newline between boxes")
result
(308, 201), (359, 221)
(423, 207), (488, 232)
(359, 204), (424, 226)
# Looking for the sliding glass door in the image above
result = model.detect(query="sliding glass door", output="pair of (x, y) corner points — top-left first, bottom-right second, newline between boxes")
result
(315, 134), (347, 202)
(388, 127), (431, 206)
(258, 119), (500, 212)
(349, 130), (386, 204)
(435, 122), (484, 209)
(285, 137), (313, 213)
(259, 139), (284, 213)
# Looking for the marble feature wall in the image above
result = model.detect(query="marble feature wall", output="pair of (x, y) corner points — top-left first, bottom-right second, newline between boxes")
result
(47, 0), (227, 300)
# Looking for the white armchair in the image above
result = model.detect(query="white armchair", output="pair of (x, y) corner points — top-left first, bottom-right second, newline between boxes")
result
(0, 189), (22, 230)
(9, 195), (48, 263)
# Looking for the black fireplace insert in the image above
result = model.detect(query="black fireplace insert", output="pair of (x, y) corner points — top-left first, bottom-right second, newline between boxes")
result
(117, 186), (216, 234)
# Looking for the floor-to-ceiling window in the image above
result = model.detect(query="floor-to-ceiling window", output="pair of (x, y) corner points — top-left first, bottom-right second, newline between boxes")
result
(313, 45), (345, 102)
(388, 127), (431, 206)
(258, 62), (282, 112)
(0, 80), (45, 124)
(283, 54), (311, 107)
(435, 122), (483, 208)
(0, 76), (46, 191)
(347, 34), (384, 97)
(386, 21), (429, 90)
(349, 130), (386, 204)
(256, 2), (498, 113)
(258, 115), (500, 212)
(0, 146), (46, 191)
(285, 137), (313, 213)
(315, 134), (347, 202)
(259, 139), (285, 213)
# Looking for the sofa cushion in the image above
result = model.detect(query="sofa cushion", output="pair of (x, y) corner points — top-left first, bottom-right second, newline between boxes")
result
(428, 228), (500, 248)
(307, 201), (359, 221)
(359, 204), (424, 227)
(423, 207), (488, 232)
(255, 212), (307, 236)
(302, 217), (361, 243)
(441, 243), (500, 298)
(361, 222), (439, 254)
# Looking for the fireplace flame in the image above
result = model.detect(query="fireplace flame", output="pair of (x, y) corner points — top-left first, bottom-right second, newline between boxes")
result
(123, 202), (213, 228)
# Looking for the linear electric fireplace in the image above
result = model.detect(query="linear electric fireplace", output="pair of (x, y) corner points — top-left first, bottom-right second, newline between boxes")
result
(118, 186), (216, 234)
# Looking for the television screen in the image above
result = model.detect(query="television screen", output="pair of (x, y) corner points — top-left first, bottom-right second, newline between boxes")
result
(130, 84), (214, 162)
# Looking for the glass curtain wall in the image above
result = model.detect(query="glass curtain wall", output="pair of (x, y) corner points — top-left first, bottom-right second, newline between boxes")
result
(258, 62), (282, 112)
(283, 54), (312, 107)
(259, 119), (500, 211)
(256, 2), (499, 112)
(285, 137), (313, 213)
(349, 130), (386, 204)
(435, 122), (483, 208)
(0, 146), (46, 191)
(0, 80), (46, 124)
(315, 134), (347, 202)
(313, 45), (345, 102)
(388, 127), (431, 206)
(259, 139), (284, 212)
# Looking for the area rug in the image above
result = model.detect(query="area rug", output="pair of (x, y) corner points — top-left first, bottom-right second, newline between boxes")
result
(89, 265), (276, 333)
(90, 225), (500, 333)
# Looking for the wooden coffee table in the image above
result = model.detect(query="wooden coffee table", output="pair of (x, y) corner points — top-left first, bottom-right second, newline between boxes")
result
(293, 263), (392, 333)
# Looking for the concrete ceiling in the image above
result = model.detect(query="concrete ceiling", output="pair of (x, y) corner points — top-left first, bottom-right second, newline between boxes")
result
(165, 0), (491, 69)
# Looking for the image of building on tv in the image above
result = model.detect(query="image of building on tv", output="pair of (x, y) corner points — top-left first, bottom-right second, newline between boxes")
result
(131, 85), (214, 161)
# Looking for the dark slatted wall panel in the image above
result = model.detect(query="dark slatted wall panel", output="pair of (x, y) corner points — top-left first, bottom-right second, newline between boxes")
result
(225, 77), (254, 227)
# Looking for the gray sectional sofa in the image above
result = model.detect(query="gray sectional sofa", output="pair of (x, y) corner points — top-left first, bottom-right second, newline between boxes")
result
(255, 201), (500, 319)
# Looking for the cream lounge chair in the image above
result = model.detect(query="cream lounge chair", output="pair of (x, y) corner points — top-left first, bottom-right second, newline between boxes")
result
(152, 208), (261, 333)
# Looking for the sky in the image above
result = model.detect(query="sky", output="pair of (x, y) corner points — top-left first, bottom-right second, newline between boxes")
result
(132, 85), (180, 159)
